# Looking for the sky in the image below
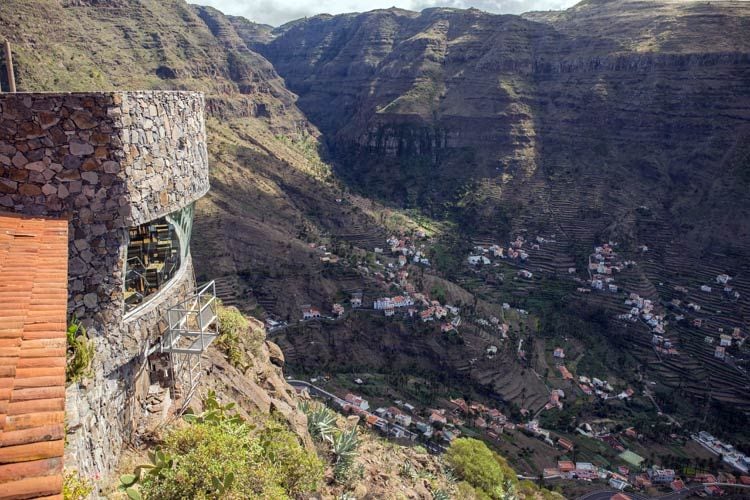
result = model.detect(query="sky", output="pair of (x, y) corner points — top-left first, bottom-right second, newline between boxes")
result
(197, 0), (580, 27)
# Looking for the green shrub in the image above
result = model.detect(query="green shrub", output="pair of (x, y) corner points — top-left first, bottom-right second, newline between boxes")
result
(122, 392), (323, 499)
(66, 317), (94, 384)
(216, 304), (250, 368)
(456, 480), (491, 500)
(445, 438), (517, 499)
(63, 469), (93, 499)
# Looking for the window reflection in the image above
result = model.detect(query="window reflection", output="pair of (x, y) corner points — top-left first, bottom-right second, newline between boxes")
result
(124, 204), (194, 313)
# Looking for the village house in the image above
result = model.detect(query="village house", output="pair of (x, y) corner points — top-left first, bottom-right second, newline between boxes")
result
(434, 305), (448, 319)
(558, 437), (574, 452)
(635, 475), (653, 489)
(609, 478), (628, 491)
(441, 322), (456, 333)
(302, 306), (321, 320)
(395, 413), (412, 427)
(648, 467), (676, 484)
(715, 346), (726, 359)
(351, 292), (362, 308)
(429, 410), (447, 425)
(558, 461), (575, 474)
(574, 462), (598, 480)
(545, 389), (564, 410)
(332, 303), (345, 317)
(558, 365), (574, 380)
(553, 347), (565, 359)
(344, 393), (370, 411)
(450, 398), (469, 414)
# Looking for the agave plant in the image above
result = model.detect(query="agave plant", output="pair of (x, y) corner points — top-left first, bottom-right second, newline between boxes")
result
(399, 460), (417, 480)
(332, 426), (360, 482)
(299, 401), (337, 442)
(432, 489), (451, 500)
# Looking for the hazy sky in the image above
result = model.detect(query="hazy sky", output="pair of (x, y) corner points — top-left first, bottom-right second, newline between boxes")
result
(197, 0), (580, 27)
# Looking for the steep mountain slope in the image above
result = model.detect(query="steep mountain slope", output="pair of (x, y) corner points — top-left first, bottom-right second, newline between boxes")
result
(248, 0), (750, 427)
(254, 1), (750, 257)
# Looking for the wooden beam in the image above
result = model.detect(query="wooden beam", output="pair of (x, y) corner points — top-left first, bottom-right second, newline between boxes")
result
(4, 40), (16, 93)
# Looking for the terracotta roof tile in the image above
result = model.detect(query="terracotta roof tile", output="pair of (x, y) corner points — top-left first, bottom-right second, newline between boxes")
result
(0, 212), (68, 499)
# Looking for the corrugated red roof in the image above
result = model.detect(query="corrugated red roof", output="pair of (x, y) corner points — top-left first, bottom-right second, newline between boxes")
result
(0, 212), (68, 500)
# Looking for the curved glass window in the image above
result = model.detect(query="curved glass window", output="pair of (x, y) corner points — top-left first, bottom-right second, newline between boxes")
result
(124, 203), (194, 313)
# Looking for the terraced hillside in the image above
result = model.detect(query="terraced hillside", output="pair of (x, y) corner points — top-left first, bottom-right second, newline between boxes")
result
(247, 0), (750, 419)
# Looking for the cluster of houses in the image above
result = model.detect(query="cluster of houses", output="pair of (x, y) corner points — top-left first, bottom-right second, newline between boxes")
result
(616, 290), (677, 355)
(545, 460), (737, 495)
(550, 349), (635, 402)
(307, 242), (341, 264)
(448, 398), (516, 440)
(634, 466), (746, 496)
(579, 375), (634, 401)
(373, 295), (415, 316)
(714, 326), (746, 360)
(346, 394), (466, 446)
(693, 431), (750, 474)
(338, 393), (420, 441)
(587, 242), (632, 292)
(371, 291), (462, 332)
(701, 273), (741, 301)
(379, 233), (430, 266)
(468, 234), (557, 269)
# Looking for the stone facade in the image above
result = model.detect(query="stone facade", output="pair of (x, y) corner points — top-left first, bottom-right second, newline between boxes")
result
(0, 92), (209, 478)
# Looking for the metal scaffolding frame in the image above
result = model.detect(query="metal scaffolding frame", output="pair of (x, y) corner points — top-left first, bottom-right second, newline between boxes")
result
(160, 280), (219, 411)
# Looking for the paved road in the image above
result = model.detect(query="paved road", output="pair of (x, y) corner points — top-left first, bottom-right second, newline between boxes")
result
(578, 491), (649, 500)
(577, 482), (750, 500)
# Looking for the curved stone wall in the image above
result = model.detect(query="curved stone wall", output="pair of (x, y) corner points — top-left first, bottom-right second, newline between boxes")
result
(0, 91), (209, 480)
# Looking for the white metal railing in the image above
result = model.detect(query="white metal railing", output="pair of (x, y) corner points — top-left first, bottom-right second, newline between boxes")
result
(160, 280), (220, 412)
(161, 280), (219, 354)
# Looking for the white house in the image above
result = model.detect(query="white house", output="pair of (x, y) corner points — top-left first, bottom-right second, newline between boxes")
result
(345, 393), (370, 411)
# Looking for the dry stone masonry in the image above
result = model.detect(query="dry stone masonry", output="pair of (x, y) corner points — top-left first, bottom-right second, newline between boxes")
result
(0, 91), (209, 477)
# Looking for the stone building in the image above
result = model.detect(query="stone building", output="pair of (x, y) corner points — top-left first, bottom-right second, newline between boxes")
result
(0, 91), (214, 477)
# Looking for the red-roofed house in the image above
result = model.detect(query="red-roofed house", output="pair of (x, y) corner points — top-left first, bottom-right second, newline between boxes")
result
(671, 479), (686, 492)
(344, 393), (369, 411)
(429, 411), (447, 425)
(558, 437), (574, 452)
(558, 461), (575, 473)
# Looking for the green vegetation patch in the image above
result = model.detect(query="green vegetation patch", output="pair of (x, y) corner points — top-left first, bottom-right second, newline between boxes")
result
(120, 391), (323, 500)
(66, 317), (94, 384)
(619, 449), (645, 467)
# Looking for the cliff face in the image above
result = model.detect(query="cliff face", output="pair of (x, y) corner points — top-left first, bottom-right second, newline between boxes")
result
(253, 2), (750, 257)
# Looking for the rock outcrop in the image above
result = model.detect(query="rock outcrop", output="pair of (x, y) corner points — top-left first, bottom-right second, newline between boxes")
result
(196, 317), (314, 450)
